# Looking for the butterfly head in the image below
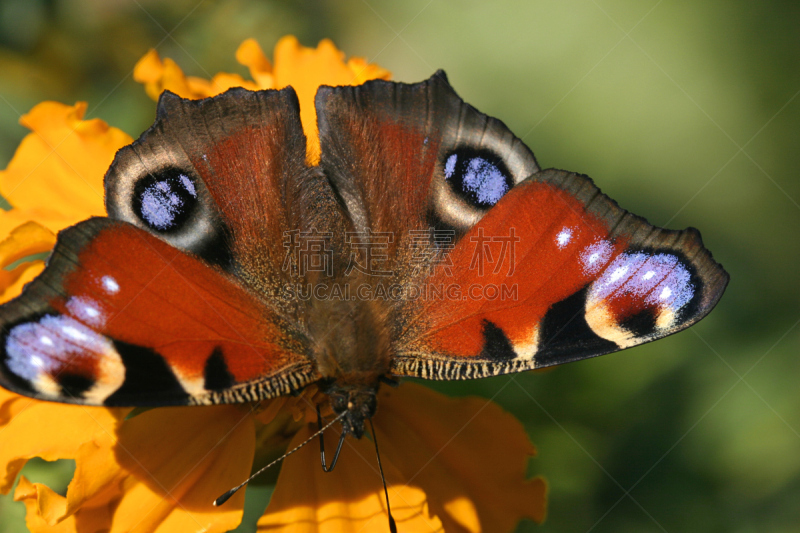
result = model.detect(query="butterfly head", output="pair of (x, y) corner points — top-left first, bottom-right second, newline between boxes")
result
(322, 381), (378, 439)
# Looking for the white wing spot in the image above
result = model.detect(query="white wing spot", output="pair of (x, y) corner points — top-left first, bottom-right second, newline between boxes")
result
(580, 240), (614, 274)
(102, 276), (119, 294)
(66, 296), (105, 327)
(62, 325), (89, 342)
(609, 266), (629, 283)
(444, 154), (457, 178)
(556, 228), (573, 249)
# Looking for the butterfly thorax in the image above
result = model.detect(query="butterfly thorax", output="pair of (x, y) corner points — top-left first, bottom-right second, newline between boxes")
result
(308, 293), (393, 438)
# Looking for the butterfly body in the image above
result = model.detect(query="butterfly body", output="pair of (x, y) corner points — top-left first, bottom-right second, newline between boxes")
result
(307, 287), (391, 437)
(0, 72), (727, 438)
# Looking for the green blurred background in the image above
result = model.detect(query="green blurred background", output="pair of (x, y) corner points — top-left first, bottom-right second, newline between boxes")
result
(0, 0), (798, 532)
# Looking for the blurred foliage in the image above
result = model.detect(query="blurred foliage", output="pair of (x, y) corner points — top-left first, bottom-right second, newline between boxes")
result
(0, 0), (799, 532)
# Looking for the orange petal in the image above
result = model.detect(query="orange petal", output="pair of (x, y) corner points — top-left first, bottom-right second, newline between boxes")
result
(272, 36), (391, 164)
(0, 392), (123, 531)
(374, 383), (547, 531)
(133, 49), (170, 101)
(134, 50), (256, 100)
(236, 39), (274, 89)
(0, 207), (81, 238)
(109, 405), (254, 533)
(0, 101), (131, 221)
(16, 476), (67, 525)
(0, 260), (45, 304)
(0, 219), (55, 302)
(63, 428), (126, 518)
(0, 400), (125, 495)
(159, 58), (199, 98)
(134, 37), (390, 164)
(15, 476), (113, 533)
(0, 387), (27, 426)
(134, 51), (200, 99)
(0, 221), (55, 265)
(346, 56), (392, 86)
(0, 222), (56, 262)
(258, 425), (443, 532)
(208, 73), (259, 94)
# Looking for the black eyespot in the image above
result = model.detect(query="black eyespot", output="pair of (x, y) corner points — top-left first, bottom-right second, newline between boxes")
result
(132, 168), (198, 232)
(443, 148), (513, 208)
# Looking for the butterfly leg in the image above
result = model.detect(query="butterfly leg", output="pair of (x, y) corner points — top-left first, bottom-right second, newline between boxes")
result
(317, 405), (346, 472)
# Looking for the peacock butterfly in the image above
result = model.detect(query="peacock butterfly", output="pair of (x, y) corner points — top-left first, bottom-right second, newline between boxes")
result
(0, 71), (728, 447)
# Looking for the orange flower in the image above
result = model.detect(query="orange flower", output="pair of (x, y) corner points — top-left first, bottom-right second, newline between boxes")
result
(133, 36), (391, 164)
(0, 100), (132, 302)
(0, 37), (547, 532)
(261, 384), (546, 532)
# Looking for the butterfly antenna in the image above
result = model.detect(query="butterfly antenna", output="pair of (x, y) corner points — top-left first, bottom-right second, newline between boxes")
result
(213, 410), (347, 506)
(369, 418), (397, 533)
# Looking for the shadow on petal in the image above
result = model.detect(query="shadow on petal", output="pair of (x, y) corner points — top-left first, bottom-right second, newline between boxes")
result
(112, 404), (255, 532)
(374, 383), (547, 532)
(258, 425), (443, 533)
(0, 398), (125, 496)
(257, 383), (545, 533)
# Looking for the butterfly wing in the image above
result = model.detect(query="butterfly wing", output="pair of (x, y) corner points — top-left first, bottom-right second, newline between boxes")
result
(105, 86), (349, 320)
(395, 171), (728, 378)
(315, 72), (729, 380)
(0, 218), (318, 406)
(0, 87), (345, 406)
(316, 71), (539, 241)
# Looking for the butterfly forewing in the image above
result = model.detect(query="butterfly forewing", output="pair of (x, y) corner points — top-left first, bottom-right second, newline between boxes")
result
(392, 170), (728, 379)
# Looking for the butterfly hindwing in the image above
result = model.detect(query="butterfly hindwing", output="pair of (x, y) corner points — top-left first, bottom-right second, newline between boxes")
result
(0, 218), (319, 406)
(316, 70), (539, 242)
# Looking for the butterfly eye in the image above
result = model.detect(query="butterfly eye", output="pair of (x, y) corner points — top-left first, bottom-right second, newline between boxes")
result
(104, 93), (240, 271)
(443, 148), (513, 208)
(132, 168), (198, 232)
(432, 144), (524, 235)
